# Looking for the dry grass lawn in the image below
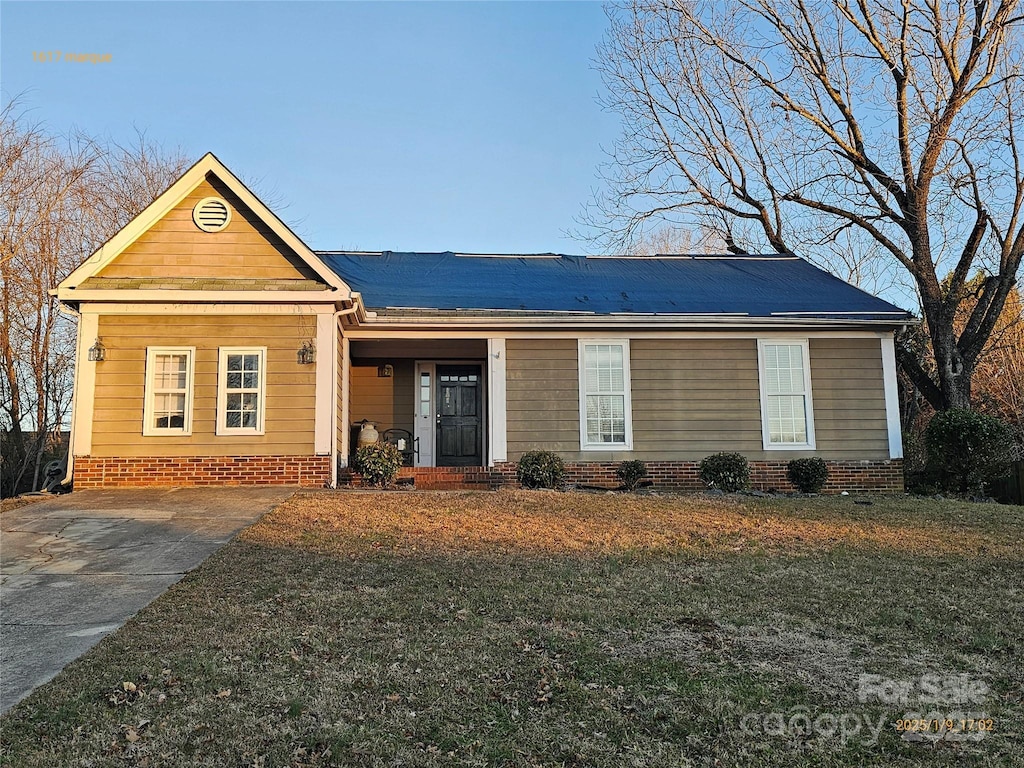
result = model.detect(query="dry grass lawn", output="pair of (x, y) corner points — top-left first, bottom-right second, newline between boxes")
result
(2, 490), (1022, 767)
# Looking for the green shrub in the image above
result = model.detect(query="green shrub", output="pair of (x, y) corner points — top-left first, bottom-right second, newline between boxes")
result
(699, 452), (749, 492)
(925, 408), (1016, 494)
(616, 460), (648, 491)
(787, 457), (829, 493)
(355, 442), (404, 487)
(516, 451), (566, 489)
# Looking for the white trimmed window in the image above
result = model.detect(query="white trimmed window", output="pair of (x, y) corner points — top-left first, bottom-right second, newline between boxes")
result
(757, 340), (815, 449)
(579, 340), (633, 449)
(143, 347), (195, 436)
(217, 347), (267, 435)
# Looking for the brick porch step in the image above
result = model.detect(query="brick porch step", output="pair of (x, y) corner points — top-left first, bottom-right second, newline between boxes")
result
(339, 466), (499, 490)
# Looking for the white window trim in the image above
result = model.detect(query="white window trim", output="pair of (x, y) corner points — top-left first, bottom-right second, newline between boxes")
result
(216, 346), (268, 436)
(757, 338), (816, 450)
(578, 339), (634, 451)
(142, 346), (196, 437)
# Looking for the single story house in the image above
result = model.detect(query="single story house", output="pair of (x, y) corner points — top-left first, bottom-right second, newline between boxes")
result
(55, 154), (912, 491)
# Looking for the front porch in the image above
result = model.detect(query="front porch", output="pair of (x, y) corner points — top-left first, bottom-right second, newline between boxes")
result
(342, 338), (507, 478)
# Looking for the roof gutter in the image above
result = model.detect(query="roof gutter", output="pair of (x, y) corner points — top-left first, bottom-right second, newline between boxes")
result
(351, 314), (917, 330)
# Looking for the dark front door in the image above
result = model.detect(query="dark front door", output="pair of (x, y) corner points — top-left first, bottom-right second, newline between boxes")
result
(436, 365), (483, 466)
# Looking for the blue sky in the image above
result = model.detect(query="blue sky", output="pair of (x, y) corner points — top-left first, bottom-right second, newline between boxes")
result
(1, 1), (619, 253)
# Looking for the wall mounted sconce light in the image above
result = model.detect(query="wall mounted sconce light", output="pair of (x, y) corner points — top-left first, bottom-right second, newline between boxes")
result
(87, 338), (106, 362)
(377, 364), (394, 378)
(297, 341), (315, 365)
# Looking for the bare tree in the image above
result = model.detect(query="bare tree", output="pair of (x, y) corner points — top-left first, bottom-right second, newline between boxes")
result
(589, 0), (1024, 410)
(958, 281), (1024, 441)
(0, 103), (188, 496)
(629, 224), (718, 254)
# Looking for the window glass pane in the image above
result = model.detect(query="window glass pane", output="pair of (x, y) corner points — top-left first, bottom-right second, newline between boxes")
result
(768, 394), (807, 443)
(762, 343), (809, 445)
(419, 373), (430, 417)
(155, 354), (187, 390)
(147, 350), (192, 433)
(221, 350), (264, 431)
(764, 344), (804, 395)
(586, 394), (625, 444)
(583, 344), (628, 444)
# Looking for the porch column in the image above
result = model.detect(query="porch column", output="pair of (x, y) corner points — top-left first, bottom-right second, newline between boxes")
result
(340, 334), (351, 467)
(487, 338), (507, 465)
(71, 311), (99, 457)
(314, 311), (334, 456)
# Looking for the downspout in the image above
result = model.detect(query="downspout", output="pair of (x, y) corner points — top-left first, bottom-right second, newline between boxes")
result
(57, 303), (81, 488)
(330, 305), (358, 488)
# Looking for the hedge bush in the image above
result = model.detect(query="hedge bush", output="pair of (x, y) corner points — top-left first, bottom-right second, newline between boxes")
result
(516, 451), (566, 489)
(924, 408), (1016, 494)
(355, 442), (404, 487)
(616, 460), (648, 491)
(787, 457), (829, 493)
(699, 452), (749, 492)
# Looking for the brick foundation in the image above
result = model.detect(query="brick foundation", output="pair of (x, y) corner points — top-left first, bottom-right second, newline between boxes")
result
(73, 455), (331, 488)
(491, 459), (904, 494)
(338, 459), (903, 493)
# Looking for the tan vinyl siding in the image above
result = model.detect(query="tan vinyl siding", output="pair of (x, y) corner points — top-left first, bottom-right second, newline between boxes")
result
(808, 338), (889, 459)
(505, 336), (890, 463)
(90, 314), (317, 457)
(97, 176), (322, 281)
(349, 360), (415, 437)
(506, 339), (581, 456)
(629, 339), (763, 461)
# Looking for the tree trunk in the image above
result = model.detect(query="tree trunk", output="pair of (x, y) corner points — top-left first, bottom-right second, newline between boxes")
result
(930, 327), (973, 410)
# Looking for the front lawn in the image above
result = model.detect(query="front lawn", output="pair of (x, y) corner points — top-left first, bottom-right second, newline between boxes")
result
(3, 490), (1022, 767)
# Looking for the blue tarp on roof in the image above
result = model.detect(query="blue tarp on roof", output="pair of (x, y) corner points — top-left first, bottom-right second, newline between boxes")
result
(316, 251), (911, 320)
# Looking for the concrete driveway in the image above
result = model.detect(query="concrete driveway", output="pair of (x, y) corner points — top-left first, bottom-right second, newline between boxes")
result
(0, 486), (293, 712)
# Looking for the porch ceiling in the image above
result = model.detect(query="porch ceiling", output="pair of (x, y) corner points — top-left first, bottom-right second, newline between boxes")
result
(349, 339), (487, 359)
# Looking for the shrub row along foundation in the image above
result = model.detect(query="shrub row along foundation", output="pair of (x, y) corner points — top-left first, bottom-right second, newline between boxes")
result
(340, 460), (904, 492)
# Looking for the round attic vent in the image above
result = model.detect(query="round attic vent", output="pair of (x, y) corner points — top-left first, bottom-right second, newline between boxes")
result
(192, 197), (231, 232)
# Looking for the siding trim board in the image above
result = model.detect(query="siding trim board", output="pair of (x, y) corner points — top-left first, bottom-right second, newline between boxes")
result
(880, 336), (904, 459)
